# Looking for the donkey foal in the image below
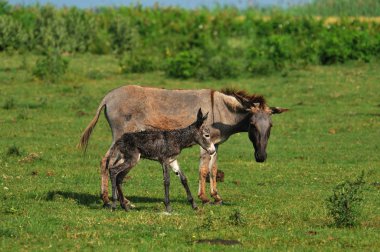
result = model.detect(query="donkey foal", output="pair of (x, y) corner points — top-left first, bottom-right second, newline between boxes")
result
(107, 108), (215, 212)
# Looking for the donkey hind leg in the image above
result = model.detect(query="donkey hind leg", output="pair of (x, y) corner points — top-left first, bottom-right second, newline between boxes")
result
(169, 160), (197, 210)
(162, 163), (172, 213)
(208, 148), (222, 205)
(101, 149), (111, 208)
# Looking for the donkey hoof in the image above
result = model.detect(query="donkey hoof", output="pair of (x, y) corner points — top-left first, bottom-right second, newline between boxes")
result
(192, 204), (198, 210)
(212, 200), (223, 206)
(201, 199), (211, 205)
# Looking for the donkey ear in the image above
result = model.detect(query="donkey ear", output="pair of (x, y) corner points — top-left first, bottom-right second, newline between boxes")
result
(235, 93), (251, 109)
(202, 112), (209, 121)
(270, 107), (289, 114)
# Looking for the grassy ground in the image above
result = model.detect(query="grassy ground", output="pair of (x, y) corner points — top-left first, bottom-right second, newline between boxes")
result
(0, 53), (379, 251)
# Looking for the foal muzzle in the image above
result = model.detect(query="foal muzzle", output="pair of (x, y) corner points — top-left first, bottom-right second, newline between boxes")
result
(207, 143), (216, 156)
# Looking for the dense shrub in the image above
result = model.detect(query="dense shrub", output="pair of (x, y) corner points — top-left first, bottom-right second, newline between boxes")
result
(63, 7), (96, 52)
(33, 48), (69, 83)
(165, 50), (201, 79)
(119, 51), (156, 73)
(0, 15), (27, 51)
(326, 172), (366, 228)
(207, 49), (242, 79)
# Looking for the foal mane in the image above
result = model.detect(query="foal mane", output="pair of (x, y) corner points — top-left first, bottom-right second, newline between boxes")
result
(220, 88), (266, 109)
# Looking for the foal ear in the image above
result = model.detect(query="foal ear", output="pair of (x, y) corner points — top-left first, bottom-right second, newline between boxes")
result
(270, 107), (289, 114)
(196, 108), (208, 127)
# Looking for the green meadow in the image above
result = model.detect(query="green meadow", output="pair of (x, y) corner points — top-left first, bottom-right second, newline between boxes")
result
(0, 53), (379, 251)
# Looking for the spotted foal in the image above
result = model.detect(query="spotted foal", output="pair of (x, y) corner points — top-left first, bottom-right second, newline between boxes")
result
(107, 108), (215, 212)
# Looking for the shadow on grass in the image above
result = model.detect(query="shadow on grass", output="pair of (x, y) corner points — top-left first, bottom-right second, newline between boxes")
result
(45, 191), (197, 209)
(45, 191), (101, 208)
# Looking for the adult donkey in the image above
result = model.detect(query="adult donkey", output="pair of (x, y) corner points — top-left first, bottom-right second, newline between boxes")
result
(78, 85), (288, 206)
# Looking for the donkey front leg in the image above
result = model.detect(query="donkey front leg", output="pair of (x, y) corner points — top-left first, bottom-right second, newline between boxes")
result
(169, 160), (197, 210)
(208, 150), (222, 204)
(198, 148), (211, 204)
(162, 163), (172, 213)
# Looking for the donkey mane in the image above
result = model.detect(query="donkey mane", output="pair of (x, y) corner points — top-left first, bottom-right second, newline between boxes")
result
(220, 88), (266, 108)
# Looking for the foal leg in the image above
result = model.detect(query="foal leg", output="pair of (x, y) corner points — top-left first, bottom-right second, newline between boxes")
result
(116, 154), (140, 211)
(162, 163), (172, 213)
(169, 160), (197, 210)
(109, 163), (128, 210)
(116, 170), (132, 211)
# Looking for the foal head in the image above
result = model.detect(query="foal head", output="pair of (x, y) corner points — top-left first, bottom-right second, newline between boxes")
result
(192, 108), (216, 155)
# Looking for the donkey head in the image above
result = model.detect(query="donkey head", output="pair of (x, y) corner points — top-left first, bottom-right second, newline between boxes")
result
(247, 104), (288, 162)
(193, 108), (216, 155)
(235, 94), (288, 163)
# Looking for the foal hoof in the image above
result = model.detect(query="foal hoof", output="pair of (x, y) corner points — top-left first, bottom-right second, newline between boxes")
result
(192, 204), (198, 210)
(121, 202), (136, 211)
(103, 202), (112, 209)
(165, 205), (173, 213)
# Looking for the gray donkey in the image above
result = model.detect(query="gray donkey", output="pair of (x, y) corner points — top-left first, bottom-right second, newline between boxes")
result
(107, 108), (215, 212)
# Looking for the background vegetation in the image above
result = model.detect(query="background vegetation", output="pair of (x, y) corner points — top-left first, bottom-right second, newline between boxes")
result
(0, 0), (379, 250)
(0, 0), (380, 80)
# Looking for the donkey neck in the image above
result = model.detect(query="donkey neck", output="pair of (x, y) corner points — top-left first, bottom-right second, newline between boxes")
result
(210, 92), (251, 141)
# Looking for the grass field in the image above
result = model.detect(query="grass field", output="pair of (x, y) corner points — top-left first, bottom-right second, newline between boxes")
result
(0, 53), (379, 251)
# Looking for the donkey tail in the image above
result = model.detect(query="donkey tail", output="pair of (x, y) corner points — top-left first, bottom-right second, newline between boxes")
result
(77, 98), (106, 152)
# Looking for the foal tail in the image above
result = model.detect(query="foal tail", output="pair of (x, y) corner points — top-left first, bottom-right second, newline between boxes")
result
(77, 98), (106, 152)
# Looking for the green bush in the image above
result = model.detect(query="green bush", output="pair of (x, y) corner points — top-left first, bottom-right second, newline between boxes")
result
(33, 5), (68, 51)
(326, 172), (366, 228)
(64, 7), (96, 53)
(0, 15), (27, 51)
(119, 51), (156, 74)
(165, 50), (200, 79)
(89, 29), (112, 55)
(108, 16), (138, 54)
(0, 0), (10, 15)
(33, 49), (69, 83)
(247, 58), (275, 76)
(0, 4), (379, 79)
(207, 53), (241, 79)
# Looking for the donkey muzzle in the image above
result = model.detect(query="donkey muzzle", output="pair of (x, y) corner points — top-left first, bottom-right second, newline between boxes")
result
(255, 151), (267, 163)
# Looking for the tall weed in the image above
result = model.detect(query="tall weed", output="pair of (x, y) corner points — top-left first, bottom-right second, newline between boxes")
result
(326, 172), (366, 228)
